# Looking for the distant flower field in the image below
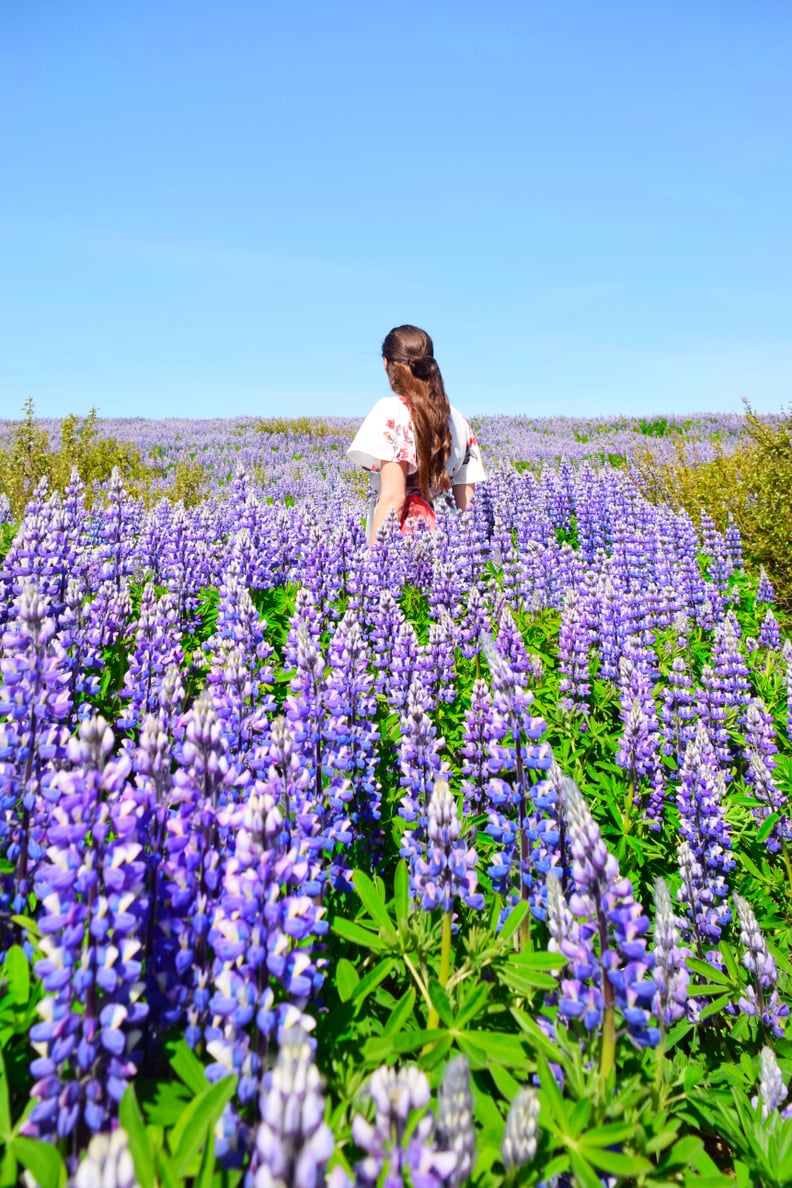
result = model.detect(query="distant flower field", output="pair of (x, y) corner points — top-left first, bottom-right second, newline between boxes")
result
(0, 412), (790, 1187)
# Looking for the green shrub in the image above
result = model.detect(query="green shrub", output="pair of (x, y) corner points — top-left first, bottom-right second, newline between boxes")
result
(253, 416), (346, 437)
(170, 459), (208, 508)
(0, 399), (152, 520)
(633, 402), (792, 608)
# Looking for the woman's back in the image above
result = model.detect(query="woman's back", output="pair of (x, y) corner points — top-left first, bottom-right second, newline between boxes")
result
(348, 325), (486, 543)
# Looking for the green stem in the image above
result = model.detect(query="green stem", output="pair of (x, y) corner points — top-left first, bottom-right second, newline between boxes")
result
(427, 912), (453, 1030)
(653, 1035), (666, 1104)
(600, 1005), (616, 1080)
(403, 953), (432, 1013)
(782, 842), (792, 902)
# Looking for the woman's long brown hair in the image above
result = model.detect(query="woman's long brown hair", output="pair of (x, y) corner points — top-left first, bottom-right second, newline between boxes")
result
(381, 324), (452, 500)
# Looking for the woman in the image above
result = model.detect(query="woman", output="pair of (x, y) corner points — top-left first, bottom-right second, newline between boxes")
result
(348, 325), (486, 545)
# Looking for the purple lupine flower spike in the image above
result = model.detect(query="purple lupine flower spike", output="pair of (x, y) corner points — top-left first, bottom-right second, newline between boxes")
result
(756, 567), (775, 604)
(556, 777), (658, 1048)
(558, 589), (593, 724)
(502, 1087), (540, 1171)
(436, 1056), (476, 1187)
(743, 697), (787, 850)
(72, 1127), (140, 1188)
(413, 779), (484, 913)
(733, 894), (790, 1037)
(351, 1065), (457, 1187)
(652, 877), (690, 1030)
(753, 1047), (791, 1120)
(247, 1024), (334, 1188)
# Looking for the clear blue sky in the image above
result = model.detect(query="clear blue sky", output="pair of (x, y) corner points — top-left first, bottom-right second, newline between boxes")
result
(1, 1), (790, 420)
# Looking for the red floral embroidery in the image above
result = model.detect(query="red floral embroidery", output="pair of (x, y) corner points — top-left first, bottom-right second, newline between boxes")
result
(370, 410), (416, 472)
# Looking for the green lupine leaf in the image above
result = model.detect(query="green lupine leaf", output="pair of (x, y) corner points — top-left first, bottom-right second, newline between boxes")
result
(10, 1138), (66, 1188)
(167, 1039), (209, 1095)
(119, 1086), (156, 1188)
(383, 988), (416, 1036)
(351, 958), (396, 1005)
(336, 958), (360, 1003)
(353, 870), (395, 935)
(331, 918), (387, 951)
(428, 981), (454, 1028)
(171, 1076), (237, 1176)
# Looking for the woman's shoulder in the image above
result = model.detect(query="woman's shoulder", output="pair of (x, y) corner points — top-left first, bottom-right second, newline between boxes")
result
(448, 404), (477, 447)
(348, 395), (416, 471)
(374, 394), (411, 419)
(449, 403), (471, 432)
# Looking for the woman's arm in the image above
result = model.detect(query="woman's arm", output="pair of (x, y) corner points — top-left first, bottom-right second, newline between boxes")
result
(452, 483), (475, 512)
(369, 459), (408, 545)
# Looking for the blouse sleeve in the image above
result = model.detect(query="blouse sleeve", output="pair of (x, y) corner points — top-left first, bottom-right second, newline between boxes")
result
(450, 418), (487, 485)
(347, 397), (418, 474)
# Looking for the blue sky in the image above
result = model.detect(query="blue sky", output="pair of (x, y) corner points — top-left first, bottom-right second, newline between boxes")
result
(1, 1), (790, 420)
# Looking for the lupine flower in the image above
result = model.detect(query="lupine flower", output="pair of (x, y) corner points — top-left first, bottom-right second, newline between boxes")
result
(421, 611), (457, 706)
(652, 877), (690, 1029)
(756, 567), (775, 604)
(758, 609), (782, 652)
(0, 584), (73, 938)
(502, 1086), (540, 1171)
(398, 678), (448, 870)
(555, 777), (658, 1048)
(674, 725), (734, 949)
(322, 609), (378, 883)
(660, 656), (698, 765)
(436, 1056), (476, 1187)
(413, 779), (484, 913)
(71, 1126), (140, 1188)
(558, 589), (593, 722)
(752, 1047), (791, 1121)
(390, 620), (421, 713)
(27, 716), (148, 1139)
(743, 698), (787, 850)
(117, 582), (183, 731)
(481, 635), (556, 918)
(351, 1065), (457, 1187)
(247, 1024), (334, 1188)
(709, 614), (751, 729)
(733, 894), (790, 1037)
(459, 679), (494, 815)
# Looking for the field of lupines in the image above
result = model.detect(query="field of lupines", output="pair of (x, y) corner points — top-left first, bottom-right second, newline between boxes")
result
(1, 413), (791, 1188)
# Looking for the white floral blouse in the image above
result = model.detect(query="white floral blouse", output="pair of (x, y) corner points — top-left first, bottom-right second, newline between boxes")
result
(347, 396), (486, 533)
